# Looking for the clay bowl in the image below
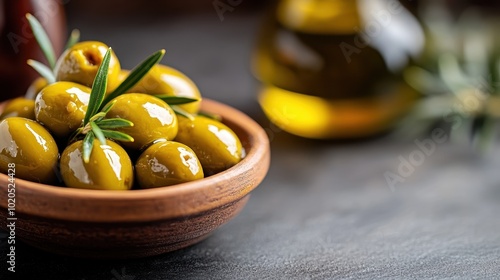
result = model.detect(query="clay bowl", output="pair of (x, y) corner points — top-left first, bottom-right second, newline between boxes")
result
(0, 98), (270, 259)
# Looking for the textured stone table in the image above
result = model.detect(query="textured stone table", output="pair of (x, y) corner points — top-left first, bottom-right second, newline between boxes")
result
(1, 9), (499, 280)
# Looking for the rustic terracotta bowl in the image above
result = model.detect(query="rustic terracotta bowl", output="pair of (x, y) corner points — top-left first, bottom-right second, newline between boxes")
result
(0, 98), (270, 259)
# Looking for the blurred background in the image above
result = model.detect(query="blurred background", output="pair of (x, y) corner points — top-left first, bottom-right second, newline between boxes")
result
(2, 0), (500, 141)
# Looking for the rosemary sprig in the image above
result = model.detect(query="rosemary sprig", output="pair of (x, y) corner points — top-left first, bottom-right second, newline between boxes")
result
(83, 48), (112, 125)
(101, 49), (166, 108)
(26, 13), (57, 69)
(154, 96), (198, 105)
(25, 14), (200, 161)
(197, 111), (222, 121)
(76, 48), (197, 162)
(26, 59), (55, 84)
(75, 48), (135, 162)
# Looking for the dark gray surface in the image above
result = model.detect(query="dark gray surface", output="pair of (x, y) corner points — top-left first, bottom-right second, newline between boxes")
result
(1, 10), (500, 280)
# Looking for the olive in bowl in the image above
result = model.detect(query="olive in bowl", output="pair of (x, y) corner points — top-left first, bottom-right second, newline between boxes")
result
(124, 64), (202, 114)
(0, 99), (270, 259)
(135, 140), (204, 188)
(0, 117), (59, 183)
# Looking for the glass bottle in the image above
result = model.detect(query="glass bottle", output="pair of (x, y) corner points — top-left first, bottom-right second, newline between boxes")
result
(253, 0), (425, 138)
(0, 0), (66, 102)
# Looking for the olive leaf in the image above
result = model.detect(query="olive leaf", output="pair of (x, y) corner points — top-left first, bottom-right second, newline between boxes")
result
(27, 59), (56, 84)
(90, 122), (106, 146)
(198, 111), (222, 121)
(25, 14), (138, 161)
(101, 49), (166, 108)
(26, 13), (57, 70)
(399, 8), (500, 152)
(76, 48), (169, 161)
(96, 119), (134, 129)
(100, 100), (117, 114)
(154, 95), (199, 105)
(82, 132), (95, 163)
(76, 47), (135, 161)
(89, 112), (107, 123)
(101, 130), (134, 142)
(65, 29), (80, 50)
(83, 48), (112, 125)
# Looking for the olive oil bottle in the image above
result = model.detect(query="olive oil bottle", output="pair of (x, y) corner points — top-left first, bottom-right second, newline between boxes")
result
(253, 0), (424, 138)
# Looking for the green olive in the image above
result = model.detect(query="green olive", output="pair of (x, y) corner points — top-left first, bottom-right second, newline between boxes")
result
(0, 117), (59, 183)
(0, 97), (36, 121)
(60, 139), (133, 190)
(135, 140), (204, 188)
(54, 41), (121, 93)
(35, 81), (91, 138)
(106, 93), (178, 150)
(126, 64), (202, 113)
(175, 116), (243, 175)
(25, 77), (48, 100)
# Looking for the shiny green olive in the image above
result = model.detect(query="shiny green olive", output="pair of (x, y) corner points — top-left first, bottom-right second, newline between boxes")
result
(175, 115), (243, 175)
(35, 81), (91, 138)
(106, 93), (178, 150)
(25, 77), (48, 100)
(135, 140), (204, 188)
(54, 41), (121, 93)
(0, 117), (59, 183)
(0, 97), (36, 120)
(126, 64), (202, 113)
(60, 139), (133, 190)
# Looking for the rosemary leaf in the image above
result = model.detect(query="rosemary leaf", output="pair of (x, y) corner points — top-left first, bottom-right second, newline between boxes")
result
(96, 118), (134, 129)
(101, 130), (134, 142)
(89, 112), (106, 123)
(172, 105), (194, 120)
(90, 122), (106, 145)
(102, 49), (165, 107)
(101, 100), (117, 114)
(198, 111), (222, 121)
(154, 95), (198, 105)
(65, 29), (80, 50)
(27, 59), (56, 84)
(83, 48), (112, 125)
(82, 132), (95, 163)
(26, 13), (57, 69)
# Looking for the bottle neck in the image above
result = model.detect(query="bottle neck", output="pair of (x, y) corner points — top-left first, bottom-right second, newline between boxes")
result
(277, 0), (361, 34)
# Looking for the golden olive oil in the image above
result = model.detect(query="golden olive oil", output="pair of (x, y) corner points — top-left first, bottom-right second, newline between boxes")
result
(253, 0), (424, 138)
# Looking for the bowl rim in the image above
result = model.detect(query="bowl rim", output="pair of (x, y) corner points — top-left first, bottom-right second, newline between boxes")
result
(0, 98), (270, 222)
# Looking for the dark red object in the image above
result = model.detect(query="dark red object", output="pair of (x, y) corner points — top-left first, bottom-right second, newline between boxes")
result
(0, 0), (65, 102)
